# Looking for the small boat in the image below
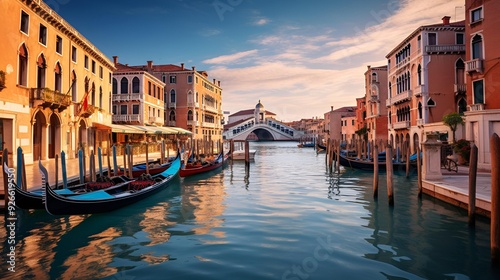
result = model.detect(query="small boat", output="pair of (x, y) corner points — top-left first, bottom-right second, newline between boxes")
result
(337, 152), (414, 172)
(180, 152), (226, 177)
(42, 152), (181, 215)
(316, 143), (327, 150)
(231, 149), (256, 160)
(298, 142), (315, 148)
(117, 159), (172, 177)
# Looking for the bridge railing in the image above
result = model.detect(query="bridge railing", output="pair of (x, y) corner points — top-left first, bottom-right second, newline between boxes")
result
(226, 118), (301, 139)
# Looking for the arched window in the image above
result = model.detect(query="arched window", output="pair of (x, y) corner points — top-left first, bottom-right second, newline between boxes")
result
(388, 82), (392, 98)
(417, 65), (422, 85)
(170, 89), (176, 103)
(169, 111), (176, 121)
(187, 110), (193, 121)
(407, 71), (411, 90)
(371, 72), (377, 83)
(112, 78), (118, 94)
(472, 34), (483, 59)
(132, 77), (140, 93)
(99, 86), (103, 109)
(18, 44), (28, 86)
(120, 77), (128, 94)
(54, 62), (62, 92)
(458, 98), (467, 114)
(455, 59), (465, 85)
(91, 83), (95, 105)
(418, 102), (423, 119)
(37, 54), (46, 89)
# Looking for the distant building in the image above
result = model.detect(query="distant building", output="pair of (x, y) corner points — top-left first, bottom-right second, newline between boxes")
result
(464, 0), (500, 171)
(135, 62), (223, 142)
(324, 106), (356, 142)
(364, 65), (388, 143)
(0, 0), (115, 164)
(386, 16), (466, 153)
(341, 115), (357, 145)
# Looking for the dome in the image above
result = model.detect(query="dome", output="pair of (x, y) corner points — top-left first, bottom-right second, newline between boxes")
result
(255, 100), (264, 109)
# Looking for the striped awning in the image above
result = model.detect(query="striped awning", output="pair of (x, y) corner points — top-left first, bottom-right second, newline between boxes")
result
(168, 127), (192, 135)
(110, 124), (192, 135)
(110, 124), (145, 134)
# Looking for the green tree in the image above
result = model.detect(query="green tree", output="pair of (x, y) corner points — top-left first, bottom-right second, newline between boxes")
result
(442, 112), (464, 142)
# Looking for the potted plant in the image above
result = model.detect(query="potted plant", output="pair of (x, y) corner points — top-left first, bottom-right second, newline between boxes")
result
(0, 70), (6, 91)
(453, 139), (471, 165)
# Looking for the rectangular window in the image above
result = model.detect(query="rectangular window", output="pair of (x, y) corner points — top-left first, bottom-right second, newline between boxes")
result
(84, 55), (89, 69)
(99, 66), (103, 79)
(39, 24), (47, 45)
(112, 105), (117, 115)
(417, 35), (421, 51)
(120, 105), (128, 115)
(91, 60), (96, 74)
(56, 35), (62, 54)
(109, 73), (112, 84)
(20, 11), (29, 34)
(148, 81), (151, 95)
(456, 33), (464, 45)
(471, 7), (483, 23)
(71, 46), (77, 62)
(473, 80), (484, 104)
(169, 75), (176, 83)
(132, 104), (139, 114)
(187, 75), (193, 83)
(428, 33), (436, 46)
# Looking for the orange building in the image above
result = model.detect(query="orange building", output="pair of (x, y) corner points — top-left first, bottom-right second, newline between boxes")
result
(324, 106), (356, 142)
(132, 62), (223, 142)
(364, 65), (388, 143)
(386, 16), (466, 153)
(0, 0), (115, 164)
(464, 0), (500, 170)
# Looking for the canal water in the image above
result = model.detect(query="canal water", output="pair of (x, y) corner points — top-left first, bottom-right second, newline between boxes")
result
(1, 141), (498, 279)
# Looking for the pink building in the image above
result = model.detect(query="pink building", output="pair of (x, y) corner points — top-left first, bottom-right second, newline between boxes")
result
(386, 16), (466, 153)
(464, 0), (500, 170)
(364, 65), (388, 143)
(324, 106), (356, 142)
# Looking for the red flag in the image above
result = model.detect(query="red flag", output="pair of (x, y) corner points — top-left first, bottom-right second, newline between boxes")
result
(83, 95), (88, 111)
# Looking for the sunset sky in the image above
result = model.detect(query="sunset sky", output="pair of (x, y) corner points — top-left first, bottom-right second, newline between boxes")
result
(54, 0), (465, 121)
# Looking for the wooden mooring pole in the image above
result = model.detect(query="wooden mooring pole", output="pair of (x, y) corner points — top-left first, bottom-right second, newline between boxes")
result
(406, 143), (410, 178)
(468, 143), (478, 227)
(145, 142), (150, 175)
(373, 144), (379, 199)
(54, 154), (59, 189)
(2, 148), (9, 206)
(417, 146), (422, 198)
(490, 133), (500, 265)
(386, 144), (394, 206)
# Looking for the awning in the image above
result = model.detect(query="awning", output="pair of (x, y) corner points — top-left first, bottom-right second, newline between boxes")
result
(154, 126), (180, 134)
(92, 122), (112, 130)
(168, 127), (192, 135)
(110, 124), (145, 134)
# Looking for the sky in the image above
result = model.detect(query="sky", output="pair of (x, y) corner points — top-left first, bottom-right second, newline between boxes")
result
(52, 0), (465, 122)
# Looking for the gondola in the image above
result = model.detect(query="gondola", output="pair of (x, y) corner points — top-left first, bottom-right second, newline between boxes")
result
(179, 151), (226, 177)
(41, 152), (181, 215)
(117, 159), (172, 177)
(337, 152), (415, 172)
(316, 143), (326, 150)
(11, 158), (174, 210)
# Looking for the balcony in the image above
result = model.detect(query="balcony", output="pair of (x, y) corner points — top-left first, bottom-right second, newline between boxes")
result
(168, 121), (176, 126)
(469, 103), (484, 111)
(387, 90), (412, 106)
(187, 120), (198, 126)
(112, 93), (142, 102)
(393, 121), (410, 130)
(204, 105), (218, 114)
(413, 85), (425, 97)
(76, 103), (96, 118)
(454, 84), (466, 95)
(187, 101), (195, 107)
(396, 57), (410, 69)
(203, 122), (216, 128)
(149, 116), (164, 125)
(168, 103), (176, 109)
(425, 44), (465, 54)
(112, 114), (141, 123)
(465, 58), (483, 73)
(416, 119), (424, 126)
(30, 88), (72, 111)
(386, 98), (391, 107)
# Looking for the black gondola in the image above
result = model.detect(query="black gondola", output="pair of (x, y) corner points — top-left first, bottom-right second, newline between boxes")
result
(337, 152), (415, 172)
(41, 152), (180, 215)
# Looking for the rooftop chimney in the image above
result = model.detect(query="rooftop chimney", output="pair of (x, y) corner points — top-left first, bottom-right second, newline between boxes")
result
(442, 16), (451, 25)
(181, 63), (185, 70)
(113, 56), (118, 67)
(331, 106), (334, 112)
(218, 81), (221, 87)
(147, 60), (153, 70)
(192, 66), (196, 71)
(213, 79), (216, 84)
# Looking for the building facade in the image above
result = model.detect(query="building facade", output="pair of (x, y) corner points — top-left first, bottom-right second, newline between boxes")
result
(323, 106), (356, 142)
(0, 0), (115, 164)
(464, 0), (500, 171)
(136, 62), (223, 142)
(386, 16), (466, 153)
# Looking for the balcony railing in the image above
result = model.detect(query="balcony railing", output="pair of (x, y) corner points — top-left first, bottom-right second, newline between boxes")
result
(149, 116), (164, 125)
(112, 93), (142, 102)
(167, 121), (176, 126)
(413, 85), (425, 97)
(168, 103), (176, 109)
(465, 58), (483, 73)
(76, 104), (96, 118)
(425, 44), (465, 54)
(386, 98), (391, 107)
(203, 122), (216, 128)
(468, 103), (484, 111)
(204, 105), (218, 114)
(454, 84), (466, 95)
(396, 57), (410, 69)
(387, 90), (412, 106)
(112, 114), (141, 123)
(187, 120), (198, 126)
(393, 121), (411, 130)
(416, 119), (424, 126)
(31, 88), (72, 111)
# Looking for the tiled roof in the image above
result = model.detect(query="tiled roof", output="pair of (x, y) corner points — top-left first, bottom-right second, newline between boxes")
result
(115, 63), (143, 72)
(224, 117), (254, 130)
(229, 109), (276, 117)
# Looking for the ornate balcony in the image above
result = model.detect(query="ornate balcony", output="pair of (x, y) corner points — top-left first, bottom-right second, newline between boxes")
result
(413, 85), (425, 97)
(465, 58), (483, 73)
(187, 120), (198, 126)
(31, 88), (72, 111)
(454, 84), (466, 95)
(393, 121), (411, 130)
(112, 93), (142, 102)
(168, 103), (176, 109)
(76, 103), (96, 118)
(149, 116), (164, 125)
(112, 114), (141, 123)
(204, 105), (218, 114)
(387, 90), (412, 106)
(425, 44), (465, 54)
(468, 103), (484, 111)
(168, 121), (176, 126)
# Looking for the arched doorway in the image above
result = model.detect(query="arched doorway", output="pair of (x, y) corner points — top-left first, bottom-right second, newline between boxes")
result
(78, 119), (87, 153)
(413, 133), (419, 154)
(49, 114), (61, 159)
(33, 111), (46, 161)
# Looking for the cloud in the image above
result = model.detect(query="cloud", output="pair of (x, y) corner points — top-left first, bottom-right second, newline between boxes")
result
(204, 0), (465, 121)
(253, 17), (271, 26)
(201, 28), (222, 37)
(203, 49), (259, 65)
